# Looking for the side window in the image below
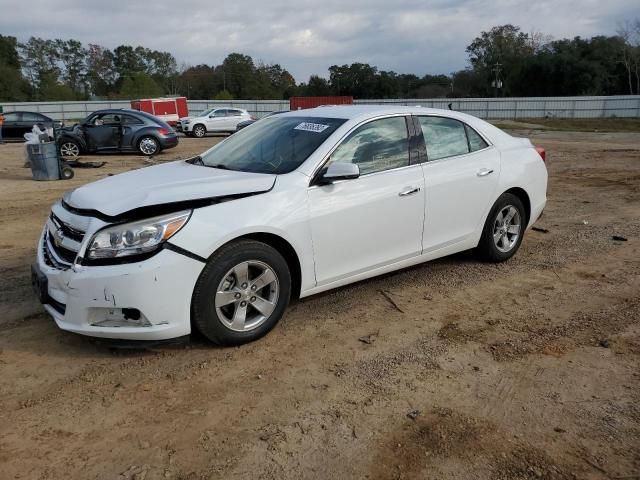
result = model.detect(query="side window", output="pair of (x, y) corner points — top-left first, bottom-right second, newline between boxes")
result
(465, 124), (489, 152)
(94, 114), (120, 125)
(3, 113), (19, 122)
(213, 109), (227, 117)
(227, 109), (242, 116)
(22, 112), (46, 122)
(329, 117), (409, 175)
(122, 115), (143, 125)
(418, 117), (469, 161)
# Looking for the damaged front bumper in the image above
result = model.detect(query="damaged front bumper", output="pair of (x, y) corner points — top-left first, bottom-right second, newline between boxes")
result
(35, 230), (203, 340)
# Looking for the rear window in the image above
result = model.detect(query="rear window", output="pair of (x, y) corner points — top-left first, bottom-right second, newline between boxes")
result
(200, 116), (346, 174)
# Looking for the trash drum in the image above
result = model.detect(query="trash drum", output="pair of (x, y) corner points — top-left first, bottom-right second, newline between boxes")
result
(28, 142), (60, 181)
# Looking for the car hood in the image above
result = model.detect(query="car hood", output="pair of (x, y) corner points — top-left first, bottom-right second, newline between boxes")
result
(65, 160), (276, 218)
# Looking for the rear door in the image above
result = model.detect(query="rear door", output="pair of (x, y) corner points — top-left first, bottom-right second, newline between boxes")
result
(21, 112), (50, 136)
(416, 116), (500, 252)
(225, 109), (244, 130)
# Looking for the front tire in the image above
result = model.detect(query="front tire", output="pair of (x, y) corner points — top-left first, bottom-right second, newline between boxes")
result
(192, 124), (206, 138)
(476, 193), (526, 262)
(192, 240), (291, 345)
(138, 136), (159, 155)
(59, 139), (81, 159)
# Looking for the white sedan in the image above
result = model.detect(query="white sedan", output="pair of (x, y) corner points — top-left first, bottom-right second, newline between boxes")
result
(33, 106), (547, 345)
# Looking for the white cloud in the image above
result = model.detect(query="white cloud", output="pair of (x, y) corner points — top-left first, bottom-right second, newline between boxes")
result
(0, 0), (636, 81)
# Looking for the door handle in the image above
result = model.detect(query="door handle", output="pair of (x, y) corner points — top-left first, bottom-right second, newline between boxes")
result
(477, 168), (494, 177)
(399, 187), (421, 197)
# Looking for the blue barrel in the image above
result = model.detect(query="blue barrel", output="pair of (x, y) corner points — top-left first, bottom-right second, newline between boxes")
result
(28, 143), (60, 181)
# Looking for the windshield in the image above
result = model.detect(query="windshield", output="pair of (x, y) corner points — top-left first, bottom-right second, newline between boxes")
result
(196, 108), (215, 117)
(199, 116), (346, 174)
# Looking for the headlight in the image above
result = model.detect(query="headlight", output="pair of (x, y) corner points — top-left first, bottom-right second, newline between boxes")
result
(183, 120), (190, 124)
(87, 210), (191, 259)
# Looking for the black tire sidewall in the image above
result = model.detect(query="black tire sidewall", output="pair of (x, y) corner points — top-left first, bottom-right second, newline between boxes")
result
(477, 193), (526, 262)
(192, 240), (291, 345)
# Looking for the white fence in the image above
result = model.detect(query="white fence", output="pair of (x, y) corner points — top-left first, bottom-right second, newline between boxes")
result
(2, 95), (639, 121)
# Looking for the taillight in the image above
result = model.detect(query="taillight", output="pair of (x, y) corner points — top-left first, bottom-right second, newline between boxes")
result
(535, 146), (546, 163)
(158, 128), (171, 136)
(250, 115), (257, 120)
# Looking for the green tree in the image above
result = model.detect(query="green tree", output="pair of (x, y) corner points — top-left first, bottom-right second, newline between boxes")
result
(87, 44), (116, 98)
(0, 35), (30, 100)
(119, 72), (163, 98)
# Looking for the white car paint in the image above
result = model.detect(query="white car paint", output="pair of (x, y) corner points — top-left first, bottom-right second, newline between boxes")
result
(35, 105), (547, 341)
(178, 108), (251, 134)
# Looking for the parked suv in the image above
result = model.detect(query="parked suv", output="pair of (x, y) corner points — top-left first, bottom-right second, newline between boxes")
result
(176, 108), (253, 137)
(58, 109), (178, 158)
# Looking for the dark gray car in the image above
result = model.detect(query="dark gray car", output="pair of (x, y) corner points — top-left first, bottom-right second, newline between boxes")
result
(58, 109), (179, 158)
(1, 111), (63, 141)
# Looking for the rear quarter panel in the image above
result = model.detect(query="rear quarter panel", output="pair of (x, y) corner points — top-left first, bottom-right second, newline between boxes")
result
(498, 144), (548, 228)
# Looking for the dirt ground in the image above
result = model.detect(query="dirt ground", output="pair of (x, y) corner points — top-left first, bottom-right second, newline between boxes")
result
(0, 129), (639, 480)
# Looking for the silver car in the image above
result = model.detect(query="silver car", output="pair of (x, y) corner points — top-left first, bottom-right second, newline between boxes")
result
(177, 108), (253, 137)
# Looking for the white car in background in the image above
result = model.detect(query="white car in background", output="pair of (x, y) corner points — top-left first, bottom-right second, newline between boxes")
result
(177, 107), (253, 137)
(33, 106), (547, 346)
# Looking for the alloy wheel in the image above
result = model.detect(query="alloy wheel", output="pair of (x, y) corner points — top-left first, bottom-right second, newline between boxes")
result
(193, 125), (205, 137)
(493, 205), (522, 253)
(60, 142), (80, 158)
(215, 260), (279, 332)
(139, 137), (158, 155)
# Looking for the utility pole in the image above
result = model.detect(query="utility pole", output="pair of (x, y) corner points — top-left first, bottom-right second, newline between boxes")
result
(491, 62), (502, 97)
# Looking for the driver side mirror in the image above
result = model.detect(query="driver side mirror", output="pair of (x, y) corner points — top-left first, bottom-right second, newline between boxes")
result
(316, 162), (360, 185)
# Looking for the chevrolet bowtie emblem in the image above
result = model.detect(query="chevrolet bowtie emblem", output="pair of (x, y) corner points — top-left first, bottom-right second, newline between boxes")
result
(52, 228), (64, 247)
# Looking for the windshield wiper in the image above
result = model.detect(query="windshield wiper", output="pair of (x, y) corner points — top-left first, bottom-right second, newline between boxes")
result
(187, 155), (204, 165)
(207, 164), (231, 170)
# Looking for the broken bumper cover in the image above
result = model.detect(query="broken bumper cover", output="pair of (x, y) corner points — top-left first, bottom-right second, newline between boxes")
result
(35, 234), (204, 340)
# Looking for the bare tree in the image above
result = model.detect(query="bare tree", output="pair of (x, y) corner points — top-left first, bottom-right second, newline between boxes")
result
(617, 20), (640, 94)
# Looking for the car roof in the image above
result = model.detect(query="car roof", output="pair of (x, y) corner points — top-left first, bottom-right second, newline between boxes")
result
(280, 104), (461, 120)
(280, 104), (514, 146)
(5, 111), (51, 117)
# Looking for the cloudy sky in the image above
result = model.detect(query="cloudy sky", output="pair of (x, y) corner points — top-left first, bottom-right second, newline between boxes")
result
(0, 0), (637, 81)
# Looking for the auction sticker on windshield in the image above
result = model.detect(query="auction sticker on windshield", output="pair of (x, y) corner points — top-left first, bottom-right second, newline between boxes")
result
(294, 122), (330, 133)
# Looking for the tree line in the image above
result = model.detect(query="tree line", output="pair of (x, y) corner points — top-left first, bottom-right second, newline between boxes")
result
(0, 21), (639, 102)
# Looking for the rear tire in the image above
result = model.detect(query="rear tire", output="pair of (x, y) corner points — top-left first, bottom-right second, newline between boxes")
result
(192, 240), (291, 345)
(138, 136), (159, 155)
(192, 124), (206, 138)
(475, 193), (526, 262)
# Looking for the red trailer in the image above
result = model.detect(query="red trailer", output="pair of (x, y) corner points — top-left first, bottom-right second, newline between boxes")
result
(130, 97), (188, 126)
(289, 96), (353, 111)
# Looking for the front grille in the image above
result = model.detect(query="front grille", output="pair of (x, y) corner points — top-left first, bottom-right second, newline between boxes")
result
(50, 241), (77, 264)
(42, 231), (74, 269)
(50, 212), (85, 242)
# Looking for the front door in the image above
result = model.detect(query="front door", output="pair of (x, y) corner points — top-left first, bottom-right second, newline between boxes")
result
(83, 113), (121, 151)
(206, 109), (228, 132)
(308, 116), (425, 286)
(416, 116), (501, 252)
